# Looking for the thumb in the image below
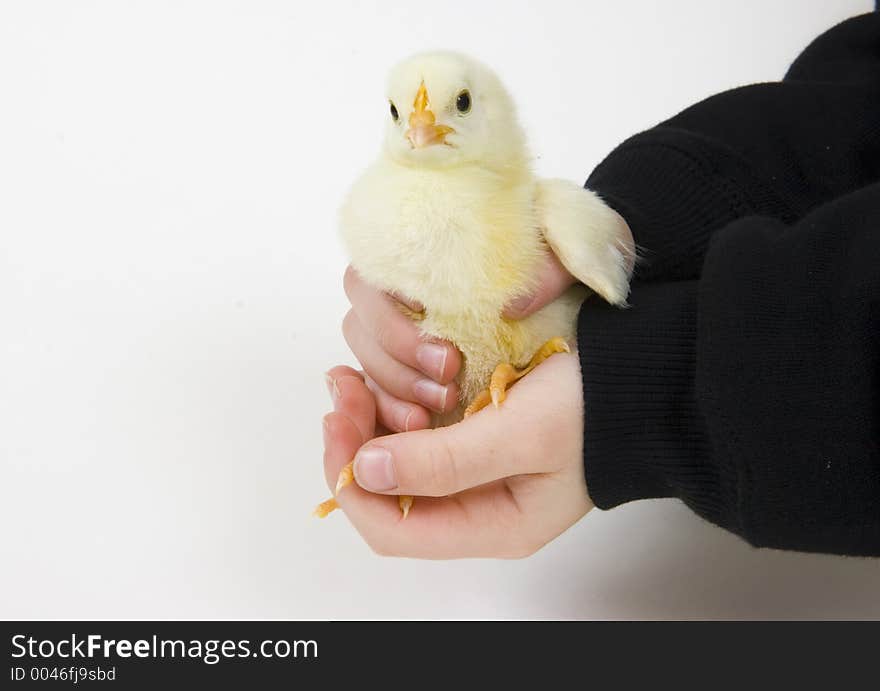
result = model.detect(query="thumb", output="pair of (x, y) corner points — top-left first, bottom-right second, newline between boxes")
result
(352, 418), (522, 497)
(503, 251), (577, 319)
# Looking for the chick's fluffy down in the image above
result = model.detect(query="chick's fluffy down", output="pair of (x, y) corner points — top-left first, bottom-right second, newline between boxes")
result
(340, 51), (633, 422)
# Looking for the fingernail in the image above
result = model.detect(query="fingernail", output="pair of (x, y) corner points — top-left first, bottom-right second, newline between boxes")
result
(415, 343), (448, 380)
(354, 446), (396, 492)
(391, 401), (414, 432)
(506, 293), (534, 317)
(413, 378), (448, 412)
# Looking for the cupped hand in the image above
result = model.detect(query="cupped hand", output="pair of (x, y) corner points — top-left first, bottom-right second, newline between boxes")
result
(322, 353), (593, 559)
(502, 250), (578, 319)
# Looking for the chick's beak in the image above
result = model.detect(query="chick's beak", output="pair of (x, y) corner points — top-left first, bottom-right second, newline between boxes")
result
(406, 81), (454, 148)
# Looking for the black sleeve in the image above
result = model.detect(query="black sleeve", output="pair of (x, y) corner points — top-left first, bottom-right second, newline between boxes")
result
(577, 182), (880, 556)
(585, 13), (880, 281)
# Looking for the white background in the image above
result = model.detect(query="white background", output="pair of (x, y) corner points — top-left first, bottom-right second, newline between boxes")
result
(2, 0), (878, 620)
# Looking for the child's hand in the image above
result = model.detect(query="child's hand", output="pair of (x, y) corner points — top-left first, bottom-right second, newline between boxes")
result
(341, 252), (586, 435)
(322, 353), (593, 559)
(502, 251), (577, 318)
(341, 266), (462, 431)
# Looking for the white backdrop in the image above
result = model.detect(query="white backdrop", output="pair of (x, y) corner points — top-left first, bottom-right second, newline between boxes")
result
(2, 0), (878, 620)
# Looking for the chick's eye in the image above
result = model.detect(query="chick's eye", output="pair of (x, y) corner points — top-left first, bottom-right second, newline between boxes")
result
(456, 90), (471, 114)
(389, 102), (399, 121)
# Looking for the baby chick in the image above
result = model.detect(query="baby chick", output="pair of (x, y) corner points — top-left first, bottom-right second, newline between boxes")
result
(315, 51), (633, 519)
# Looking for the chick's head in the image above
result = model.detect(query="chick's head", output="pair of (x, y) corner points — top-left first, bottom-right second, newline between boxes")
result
(383, 51), (527, 171)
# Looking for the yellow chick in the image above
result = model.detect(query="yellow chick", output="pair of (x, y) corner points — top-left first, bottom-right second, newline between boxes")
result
(315, 51), (633, 519)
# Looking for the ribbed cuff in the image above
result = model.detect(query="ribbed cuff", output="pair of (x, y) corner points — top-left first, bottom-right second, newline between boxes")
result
(577, 281), (730, 524)
(586, 128), (791, 282)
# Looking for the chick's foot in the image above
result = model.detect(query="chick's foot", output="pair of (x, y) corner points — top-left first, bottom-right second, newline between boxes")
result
(464, 337), (571, 417)
(314, 460), (414, 519)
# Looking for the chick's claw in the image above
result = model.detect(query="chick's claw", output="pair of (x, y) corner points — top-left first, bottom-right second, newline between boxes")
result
(313, 461), (355, 519)
(463, 389), (492, 417)
(467, 337), (571, 416)
(489, 363), (519, 408)
(399, 495), (413, 519)
(529, 336), (571, 365)
(313, 497), (339, 518)
(335, 461), (355, 495)
(315, 460), (415, 519)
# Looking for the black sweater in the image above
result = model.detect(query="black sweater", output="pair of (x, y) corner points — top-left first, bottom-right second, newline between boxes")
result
(577, 12), (880, 556)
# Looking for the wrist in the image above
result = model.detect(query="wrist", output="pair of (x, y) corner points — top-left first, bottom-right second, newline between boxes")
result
(586, 128), (788, 282)
(576, 281), (731, 524)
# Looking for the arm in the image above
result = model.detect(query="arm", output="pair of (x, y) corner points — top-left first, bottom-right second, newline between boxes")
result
(507, 13), (880, 316)
(579, 182), (880, 555)
(586, 13), (880, 281)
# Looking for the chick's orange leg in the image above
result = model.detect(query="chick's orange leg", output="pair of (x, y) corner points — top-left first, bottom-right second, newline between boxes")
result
(314, 460), (414, 519)
(468, 337), (571, 415)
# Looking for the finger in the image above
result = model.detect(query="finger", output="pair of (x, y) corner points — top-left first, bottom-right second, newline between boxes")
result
(323, 397), (431, 544)
(324, 365), (399, 436)
(324, 378), (537, 558)
(344, 266), (461, 383)
(335, 463), (530, 559)
(503, 251), (577, 319)
(325, 365), (363, 384)
(352, 421), (525, 498)
(343, 309), (459, 414)
(322, 411), (364, 491)
(324, 364), (362, 406)
(324, 366), (375, 444)
(389, 290), (424, 313)
(351, 356), (579, 497)
(364, 374), (432, 433)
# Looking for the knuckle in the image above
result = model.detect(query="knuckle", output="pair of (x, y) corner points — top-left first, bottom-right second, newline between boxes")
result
(424, 436), (459, 495)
